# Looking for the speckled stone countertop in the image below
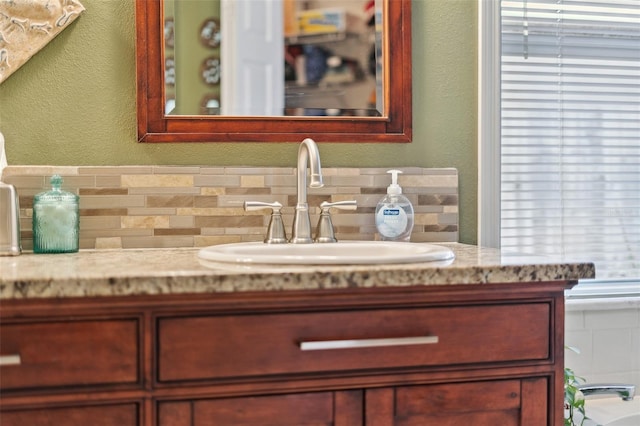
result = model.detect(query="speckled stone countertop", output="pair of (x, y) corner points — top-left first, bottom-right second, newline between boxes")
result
(0, 244), (595, 299)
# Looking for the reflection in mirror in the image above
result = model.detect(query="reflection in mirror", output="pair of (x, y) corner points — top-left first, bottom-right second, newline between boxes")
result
(135, 0), (411, 142)
(164, 0), (384, 117)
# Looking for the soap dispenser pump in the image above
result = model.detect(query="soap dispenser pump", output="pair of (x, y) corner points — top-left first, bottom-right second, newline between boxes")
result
(375, 170), (414, 241)
(32, 175), (79, 253)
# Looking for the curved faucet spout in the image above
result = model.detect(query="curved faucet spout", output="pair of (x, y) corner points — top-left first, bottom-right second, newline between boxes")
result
(292, 138), (324, 243)
(297, 138), (324, 201)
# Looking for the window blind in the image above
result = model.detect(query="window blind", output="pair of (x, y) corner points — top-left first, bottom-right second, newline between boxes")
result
(500, 0), (640, 279)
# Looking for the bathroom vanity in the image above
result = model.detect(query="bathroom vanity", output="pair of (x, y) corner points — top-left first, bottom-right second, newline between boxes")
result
(0, 244), (595, 425)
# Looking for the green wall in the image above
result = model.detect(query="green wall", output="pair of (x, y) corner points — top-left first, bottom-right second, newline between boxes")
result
(0, 0), (478, 244)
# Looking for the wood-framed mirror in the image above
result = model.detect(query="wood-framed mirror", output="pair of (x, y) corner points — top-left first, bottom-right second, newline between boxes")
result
(135, 0), (411, 143)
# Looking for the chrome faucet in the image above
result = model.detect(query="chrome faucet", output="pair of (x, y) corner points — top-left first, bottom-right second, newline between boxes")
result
(578, 384), (636, 401)
(291, 138), (324, 243)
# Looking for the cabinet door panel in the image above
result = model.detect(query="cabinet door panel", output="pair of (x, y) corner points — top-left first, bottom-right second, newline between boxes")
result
(366, 380), (530, 426)
(158, 391), (362, 426)
(159, 401), (191, 426)
(193, 392), (333, 425)
(0, 403), (138, 426)
(395, 380), (521, 415)
(396, 411), (519, 426)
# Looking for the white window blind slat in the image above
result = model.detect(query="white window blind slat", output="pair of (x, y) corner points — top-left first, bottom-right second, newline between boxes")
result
(500, 0), (640, 280)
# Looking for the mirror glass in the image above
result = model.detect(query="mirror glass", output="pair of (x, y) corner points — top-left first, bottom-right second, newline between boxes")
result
(135, 0), (411, 143)
(163, 0), (384, 117)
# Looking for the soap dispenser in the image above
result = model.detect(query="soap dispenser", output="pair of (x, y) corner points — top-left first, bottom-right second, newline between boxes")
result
(32, 175), (79, 253)
(375, 170), (414, 241)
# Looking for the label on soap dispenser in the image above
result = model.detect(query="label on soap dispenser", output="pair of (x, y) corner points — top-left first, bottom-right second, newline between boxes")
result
(376, 207), (408, 238)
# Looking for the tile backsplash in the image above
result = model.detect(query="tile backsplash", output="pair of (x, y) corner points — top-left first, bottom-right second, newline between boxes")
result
(3, 166), (458, 250)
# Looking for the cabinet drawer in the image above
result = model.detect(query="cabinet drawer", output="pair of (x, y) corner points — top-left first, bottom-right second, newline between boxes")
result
(0, 403), (139, 426)
(0, 319), (139, 391)
(158, 303), (550, 383)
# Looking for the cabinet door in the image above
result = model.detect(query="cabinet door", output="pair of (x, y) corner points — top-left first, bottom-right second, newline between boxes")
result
(0, 403), (139, 426)
(365, 378), (549, 426)
(158, 390), (362, 426)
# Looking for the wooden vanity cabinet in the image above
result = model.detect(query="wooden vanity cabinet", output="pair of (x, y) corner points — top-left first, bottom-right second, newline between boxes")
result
(0, 282), (570, 425)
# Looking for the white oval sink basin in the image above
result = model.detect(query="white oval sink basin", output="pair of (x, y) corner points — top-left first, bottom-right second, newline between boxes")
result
(198, 241), (455, 265)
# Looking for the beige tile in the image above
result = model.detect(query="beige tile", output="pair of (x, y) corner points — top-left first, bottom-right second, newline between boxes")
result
(80, 195), (146, 209)
(169, 215), (195, 228)
(95, 237), (123, 249)
(80, 216), (121, 230)
(269, 187), (296, 195)
(59, 176), (95, 188)
(230, 167), (293, 175)
(154, 228), (201, 236)
(324, 175), (374, 187)
(199, 167), (226, 175)
(80, 208), (128, 216)
(177, 207), (245, 216)
(4, 166), (80, 176)
(412, 232), (458, 242)
(414, 213), (439, 226)
(80, 188), (129, 196)
(129, 187), (201, 195)
(304, 195), (332, 207)
(418, 194), (459, 206)
(147, 195), (194, 208)
(122, 216), (171, 229)
(264, 174), (296, 186)
(194, 175), (239, 187)
(200, 228), (225, 236)
(336, 168), (362, 176)
(3, 176), (46, 188)
(194, 235), (243, 247)
(414, 206), (444, 214)
(121, 175), (194, 188)
(195, 216), (263, 228)
(200, 187), (225, 196)
(194, 196), (219, 208)
(226, 188), (271, 196)
(79, 166), (153, 175)
(227, 226), (266, 236)
(128, 208), (176, 215)
(81, 228), (153, 238)
(122, 236), (195, 249)
(95, 175), (122, 187)
(239, 175), (265, 188)
(153, 166), (201, 174)
(328, 213), (374, 227)
(361, 187), (386, 195)
(18, 196), (34, 209)
(401, 175), (458, 188)
(438, 213), (458, 225)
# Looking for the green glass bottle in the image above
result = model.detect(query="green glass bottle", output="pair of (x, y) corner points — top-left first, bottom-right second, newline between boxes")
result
(32, 175), (79, 253)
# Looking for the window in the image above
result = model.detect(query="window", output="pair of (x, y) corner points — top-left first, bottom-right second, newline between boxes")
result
(479, 0), (640, 284)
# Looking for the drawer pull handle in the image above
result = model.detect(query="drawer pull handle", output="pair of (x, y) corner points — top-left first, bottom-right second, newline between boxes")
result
(0, 354), (21, 366)
(299, 336), (439, 351)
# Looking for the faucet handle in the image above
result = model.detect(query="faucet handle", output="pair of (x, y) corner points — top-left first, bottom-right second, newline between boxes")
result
(315, 200), (357, 243)
(244, 201), (287, 244)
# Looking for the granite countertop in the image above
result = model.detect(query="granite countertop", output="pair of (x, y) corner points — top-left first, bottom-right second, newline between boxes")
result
(0, 244), (595, 300)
